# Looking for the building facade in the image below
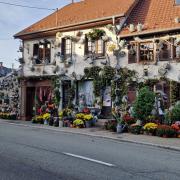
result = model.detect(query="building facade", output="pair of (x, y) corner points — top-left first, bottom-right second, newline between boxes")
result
(14, 0), (180, 120)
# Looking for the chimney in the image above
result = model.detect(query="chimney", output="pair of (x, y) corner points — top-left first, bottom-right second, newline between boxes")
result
(0, 62), (3, 68)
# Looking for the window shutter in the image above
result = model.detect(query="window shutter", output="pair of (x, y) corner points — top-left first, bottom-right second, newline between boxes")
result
(84, 35), (89, 55)
(33, 44), (39, 56)
(159, 42), (171, 61)
(61, 38), (65, 56)
(128, 44), (137, 64)
(102, 40), (106, 56)
(45, 43), (51, 64)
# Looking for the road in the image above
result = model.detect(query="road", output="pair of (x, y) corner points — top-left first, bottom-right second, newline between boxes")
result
(0, 122), (180, 180)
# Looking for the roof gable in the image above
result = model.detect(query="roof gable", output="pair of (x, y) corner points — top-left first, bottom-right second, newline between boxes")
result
(120, 0), (180, 37)
(15, 0), (137, 38)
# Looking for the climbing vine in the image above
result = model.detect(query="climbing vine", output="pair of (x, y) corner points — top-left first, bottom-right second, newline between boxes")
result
(52, 77), (61, 106)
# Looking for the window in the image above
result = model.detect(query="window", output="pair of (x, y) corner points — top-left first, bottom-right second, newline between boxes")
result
(84, 36), (105, 57)
(61, 38), (72, 59)
(33, 42), (51, 64)
(173, 42), (180, 60)
(139, 42), (154, 62)
(159, 41), (171, 61)
(128, 43), (137, 64)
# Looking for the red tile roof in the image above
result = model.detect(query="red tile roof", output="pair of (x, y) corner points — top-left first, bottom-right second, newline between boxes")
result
(120, 0), (180, 37)
(15, 0), (137, 38)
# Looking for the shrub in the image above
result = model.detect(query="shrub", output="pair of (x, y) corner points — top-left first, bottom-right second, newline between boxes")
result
(156, 125), (177, 138)
(170, 103), (180, 123)
(133, 87), (155, 123)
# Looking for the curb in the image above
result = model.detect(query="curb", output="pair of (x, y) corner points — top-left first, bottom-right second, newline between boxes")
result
(1, 120), (180, 152)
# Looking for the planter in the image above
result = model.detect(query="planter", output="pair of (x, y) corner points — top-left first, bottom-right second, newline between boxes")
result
(91, 118), (96, 126)
(54, 117), (59, 127)
(44, 119), (48, 125)
(85, 121), (92, 128)
(116, 124), (123, 133)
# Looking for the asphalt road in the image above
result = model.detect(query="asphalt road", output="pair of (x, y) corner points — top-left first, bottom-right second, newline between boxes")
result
(0, 122), (180, 180)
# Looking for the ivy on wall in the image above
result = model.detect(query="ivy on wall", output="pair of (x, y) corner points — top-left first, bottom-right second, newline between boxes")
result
(52, 77), (61, 106)
(83, 66), (137, 105)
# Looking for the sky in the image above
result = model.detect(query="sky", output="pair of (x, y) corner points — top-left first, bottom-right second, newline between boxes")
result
(0, 0), (80, 68)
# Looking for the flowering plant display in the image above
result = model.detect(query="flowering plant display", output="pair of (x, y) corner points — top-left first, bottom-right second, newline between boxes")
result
(43, 113), (50, 120)
(129, 124), (142, 134)
(171, 121), (180, 131)
(84, 114), (93, 121)
(59, 108), (72, 118)
(73, 119), (84, 128)
(123, 114), (135, 125)
(32, 115), (43, 124)
(156, 125), (177, 138)
(143, 123), (158, 135)
(76, 113), (85, 119)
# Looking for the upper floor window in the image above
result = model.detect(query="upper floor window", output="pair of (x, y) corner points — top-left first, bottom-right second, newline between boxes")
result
(139, 42), (154, 62)
(33, 41), (51, 64)
(173, 41), (180, 60)
(61, 38), (72, 59)
(128, 43), (137, 64)
(158, 41), (171, 61)
(84, 35), (105, 57)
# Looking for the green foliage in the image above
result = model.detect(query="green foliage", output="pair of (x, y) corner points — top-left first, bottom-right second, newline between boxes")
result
(87, 29), (105, 41)
(170, 103), (180, 123)
(133, 87), (155, 122)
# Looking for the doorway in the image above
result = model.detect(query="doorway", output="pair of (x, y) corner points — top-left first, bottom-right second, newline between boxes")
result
(26, 87), (35, 120)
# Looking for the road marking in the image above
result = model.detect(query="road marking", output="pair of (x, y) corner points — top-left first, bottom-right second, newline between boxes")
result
(63, 152), (115, 167)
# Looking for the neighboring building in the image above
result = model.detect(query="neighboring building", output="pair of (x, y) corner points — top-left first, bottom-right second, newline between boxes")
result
(14, 0), (138, 120)
(0, 62), (12, 77)
(14, 0), (180, 120)
(119, 0), (180, 106)
(0, 68), (21, 119)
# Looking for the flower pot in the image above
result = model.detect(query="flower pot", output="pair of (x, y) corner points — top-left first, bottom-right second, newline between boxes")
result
(85, 121), (92, 128)
(54, 117), (59, 127)
(116, 124), (123, 133)
(44, 119), (48, 125)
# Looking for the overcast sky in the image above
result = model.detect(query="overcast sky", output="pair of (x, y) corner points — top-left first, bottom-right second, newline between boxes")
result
(0, 0), (79, 68)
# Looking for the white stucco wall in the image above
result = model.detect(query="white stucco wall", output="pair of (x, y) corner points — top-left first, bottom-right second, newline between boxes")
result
(22, 28), (180, 82)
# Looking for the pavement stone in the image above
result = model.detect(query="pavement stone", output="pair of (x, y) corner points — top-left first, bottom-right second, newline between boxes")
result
(0, 119), (180, 151)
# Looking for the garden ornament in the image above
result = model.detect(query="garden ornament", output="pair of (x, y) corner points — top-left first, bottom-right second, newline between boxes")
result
(137, 23), (143, 32)
(128, 24), (135, 32)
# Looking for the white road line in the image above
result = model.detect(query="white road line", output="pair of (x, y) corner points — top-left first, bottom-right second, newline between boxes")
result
(63, 152), (115, 167)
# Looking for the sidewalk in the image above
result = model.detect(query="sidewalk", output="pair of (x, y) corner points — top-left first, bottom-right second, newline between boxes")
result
(1, 119), (180, 151)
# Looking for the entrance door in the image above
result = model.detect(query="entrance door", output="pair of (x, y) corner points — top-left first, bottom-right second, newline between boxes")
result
(62, 81), (71, 108)
(26, 87), (35, 120)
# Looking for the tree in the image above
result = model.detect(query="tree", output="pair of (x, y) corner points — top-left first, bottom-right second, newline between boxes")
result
(133, 87), (155, 123)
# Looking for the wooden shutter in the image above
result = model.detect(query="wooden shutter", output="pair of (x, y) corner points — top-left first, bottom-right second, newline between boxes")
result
(61, 38), (66, 56)
(84, 35), (89, 55)
(33, 44), (39, 56)
(45, 43), (51, 64)
(128, 44), (137, 64)
(159, 42), (171, 61)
